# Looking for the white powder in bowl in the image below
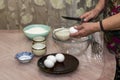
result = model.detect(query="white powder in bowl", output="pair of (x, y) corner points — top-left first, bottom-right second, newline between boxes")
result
(25, 27), (48, 34)
(19, 55), (31, 60)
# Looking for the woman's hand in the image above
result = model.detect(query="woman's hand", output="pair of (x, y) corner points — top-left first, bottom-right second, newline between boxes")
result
(80, 8), (100, 22)
(70, 22), (100, 37)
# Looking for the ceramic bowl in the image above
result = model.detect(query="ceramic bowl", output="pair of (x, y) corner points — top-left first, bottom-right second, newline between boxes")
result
(15, 52), (34, 63)
(23, 24), (51, 40)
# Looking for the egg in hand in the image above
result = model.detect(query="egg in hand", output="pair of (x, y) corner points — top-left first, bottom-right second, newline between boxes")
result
(69, 26), (78, 34)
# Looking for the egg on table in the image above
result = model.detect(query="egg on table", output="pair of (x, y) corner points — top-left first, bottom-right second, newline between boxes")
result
(55, 53), (65, 62)
(43, 53), (65, 68)
(47, 55), (56, 63)
(44, 59), (55, 68)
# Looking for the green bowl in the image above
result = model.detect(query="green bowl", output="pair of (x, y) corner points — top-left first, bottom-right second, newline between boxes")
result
(23, 24), (51, 40)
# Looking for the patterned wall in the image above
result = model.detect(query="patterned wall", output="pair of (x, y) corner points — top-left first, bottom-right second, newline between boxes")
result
(0, 0), (100, 30)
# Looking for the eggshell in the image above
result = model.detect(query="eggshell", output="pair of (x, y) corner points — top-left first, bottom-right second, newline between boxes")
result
(44, 59), (54, 68)
(47, 55), (56, 63)
(69, 26), (78, 33)
(55, 53), (65, 62)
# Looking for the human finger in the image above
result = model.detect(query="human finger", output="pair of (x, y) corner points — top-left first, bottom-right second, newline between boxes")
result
(70, 25), (83, 37)
(80, 12), (90, 18)
(70, 29), (87, 37)
(80, 12), (91, 21)
(74, 24), (84, 30)
(70, 31), (80, 37)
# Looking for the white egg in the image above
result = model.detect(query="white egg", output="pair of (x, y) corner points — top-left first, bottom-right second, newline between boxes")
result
(69, 26), (78, 33)
(47, 55), (56, 63)
(44, 59), (54, 68)
(55, 53), (65, 62)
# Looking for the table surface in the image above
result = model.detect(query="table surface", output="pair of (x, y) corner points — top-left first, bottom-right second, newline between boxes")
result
(0, 30), (116, 80)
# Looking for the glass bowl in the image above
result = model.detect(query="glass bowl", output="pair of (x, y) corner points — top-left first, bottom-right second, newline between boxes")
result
(52, 36), (91, 56)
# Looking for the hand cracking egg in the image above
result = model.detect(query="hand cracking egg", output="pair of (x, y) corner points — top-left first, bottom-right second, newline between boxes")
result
(47, 55), (56, 63)
(44, 59), (54, 68)
(55, 53), (65, 62)
(69, 26), (78, 33)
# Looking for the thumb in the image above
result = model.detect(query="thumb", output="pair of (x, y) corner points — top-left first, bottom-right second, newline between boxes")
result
(74, 25), (83, 30)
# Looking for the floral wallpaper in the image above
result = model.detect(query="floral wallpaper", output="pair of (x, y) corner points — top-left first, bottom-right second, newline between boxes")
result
(0, 0), (102, 30)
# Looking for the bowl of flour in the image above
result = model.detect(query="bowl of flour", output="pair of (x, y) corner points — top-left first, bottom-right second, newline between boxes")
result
(23, 24), (51, 39)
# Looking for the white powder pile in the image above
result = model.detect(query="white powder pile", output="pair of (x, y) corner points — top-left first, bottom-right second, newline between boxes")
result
(19, 55), (31, 60)
(25, 27), (48, 34)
